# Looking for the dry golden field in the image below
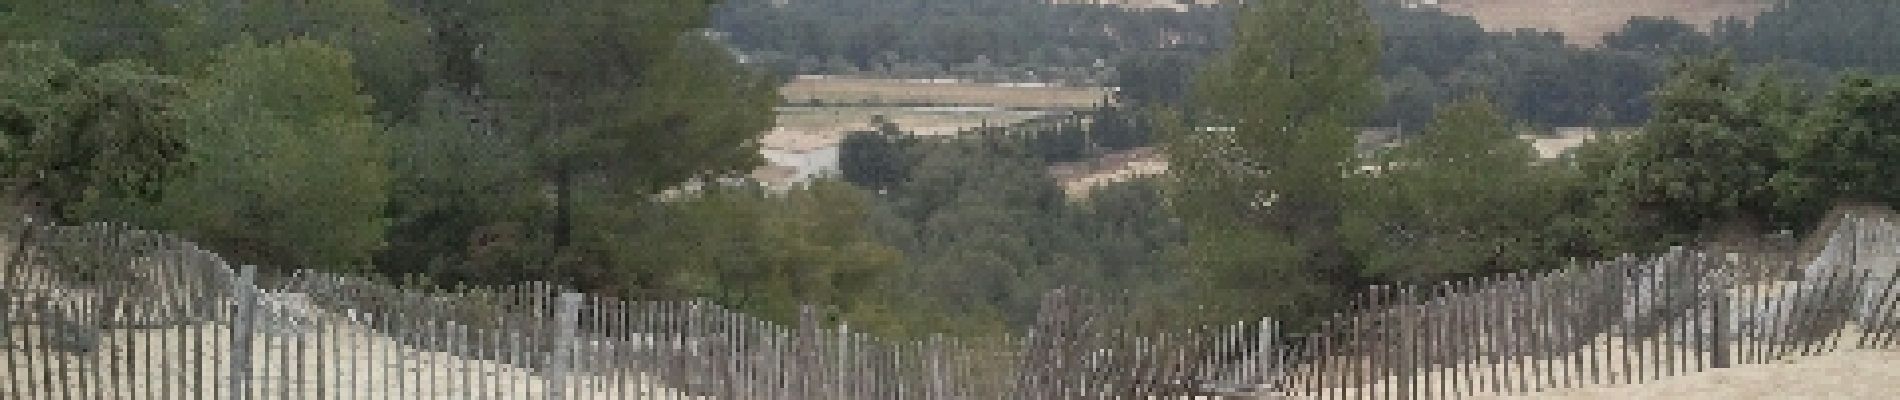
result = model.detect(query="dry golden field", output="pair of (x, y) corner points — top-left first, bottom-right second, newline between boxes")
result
(1041, 0), (1772, 47)
(1429, 0), (1774, 46)
(771, 76), (1111, 139)
(779, 76), (1113, 110)
(773, 106), (1056, 137)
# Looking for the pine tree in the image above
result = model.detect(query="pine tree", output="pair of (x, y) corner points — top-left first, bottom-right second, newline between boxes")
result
(1162, 0), (1379, 325)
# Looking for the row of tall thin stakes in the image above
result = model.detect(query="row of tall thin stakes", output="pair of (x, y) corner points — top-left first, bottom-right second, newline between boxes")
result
(0, 210), (1896, 399)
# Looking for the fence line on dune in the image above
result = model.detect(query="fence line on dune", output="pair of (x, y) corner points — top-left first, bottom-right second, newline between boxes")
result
(1, 208), (1897, 399)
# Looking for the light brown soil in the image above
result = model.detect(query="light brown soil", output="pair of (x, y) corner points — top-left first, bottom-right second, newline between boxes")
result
(1431, 0), (1775, 46)
(1, 322), (694, 399)
(779, 76), (1113, 109)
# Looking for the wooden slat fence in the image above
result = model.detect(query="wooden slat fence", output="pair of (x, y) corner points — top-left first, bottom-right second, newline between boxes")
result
(2, 209), (1898, 399)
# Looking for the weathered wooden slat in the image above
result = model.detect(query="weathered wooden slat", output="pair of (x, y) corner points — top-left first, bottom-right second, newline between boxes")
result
(4, 215), (1899, 399)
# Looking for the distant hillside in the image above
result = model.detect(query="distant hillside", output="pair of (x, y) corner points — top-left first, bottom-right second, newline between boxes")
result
(1426, 0), (1774, 46)
(1045, 0), (1772, 46)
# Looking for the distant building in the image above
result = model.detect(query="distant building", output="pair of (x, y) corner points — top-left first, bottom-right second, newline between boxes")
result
(1356, 127), (1405, 157)
(754, 128), (844, 191)
(749, 165), (801, 193)
(1518, 127), (1636, 160)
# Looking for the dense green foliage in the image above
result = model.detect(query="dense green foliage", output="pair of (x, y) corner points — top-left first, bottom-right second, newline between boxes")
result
(712, 0), (1669, 126)
(1343, 96), (1579, 284)
(1362, 3), (1671, 127)
(614, 181), (902, 325)
(1154, 0), (1900, 329)
(1164, 0), (1381, 326)
(1593, 56), (1900, 248)
(1718, 0), (1900, 74)
(837, 130), (1186, 335)
(1597, 56), (1803, 242)
(0, 0), (775, 280)
(466, 0), (780, 288)
(1605, 17), (1714, 54)
(0, 42), (189, 220)
(714, 0), (1900, 129)
(0, 0), (911, 332)
(150, 40), (391, 270)
(0, 1), (187, 68)
(1785, 75), (1900, 209)
(712, 0), (1231, 83)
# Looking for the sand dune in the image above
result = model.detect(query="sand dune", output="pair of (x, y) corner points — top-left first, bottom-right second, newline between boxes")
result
(1, 320), (697, 399)
(1274, 326), (1900, 400)
(1467, 348), (1900, 399)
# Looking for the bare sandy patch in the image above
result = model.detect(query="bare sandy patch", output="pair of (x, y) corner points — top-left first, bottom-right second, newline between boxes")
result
(1431, 0), (1773, 46)
(1, 320), (696, 399)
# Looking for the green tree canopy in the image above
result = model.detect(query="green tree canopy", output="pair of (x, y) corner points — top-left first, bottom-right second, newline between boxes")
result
(1721, 0), (1900, 74)
(379, 87), (546, 281)
(0, 42), (190, 221)
(1604, 55), (1807, 242)
(1590, 54), (1899, 246)
(1342, 96), (1564, 284)
(152, 39), (389, 271)
(165, 0), (433, 118)
(1774, 73), (1900, 220)
(1163, 0), (1379, 325)
(479, 0), (774, 250)
(1604, 16), (1713, 54)
(0, 1), (186, 67)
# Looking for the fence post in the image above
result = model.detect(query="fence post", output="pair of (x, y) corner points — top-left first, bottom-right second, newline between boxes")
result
(1711, 267), (1732, 369)
(797, 305), (818, 400)
(1, 216), (37, 348)
(228, 264), (257, 400)
(549, 292), (581, 400)
(1258, 317), (1275, 393)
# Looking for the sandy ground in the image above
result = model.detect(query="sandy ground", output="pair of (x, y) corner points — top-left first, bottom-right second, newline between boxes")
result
(1467, 349), (1900, 399)
(1, 320), (698, 399)
(1284, 326), (1899, 400)
(10, 323), (1895, 400)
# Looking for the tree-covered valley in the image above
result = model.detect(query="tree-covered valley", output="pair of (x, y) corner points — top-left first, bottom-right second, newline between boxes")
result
(2, 0), (1897, 338)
